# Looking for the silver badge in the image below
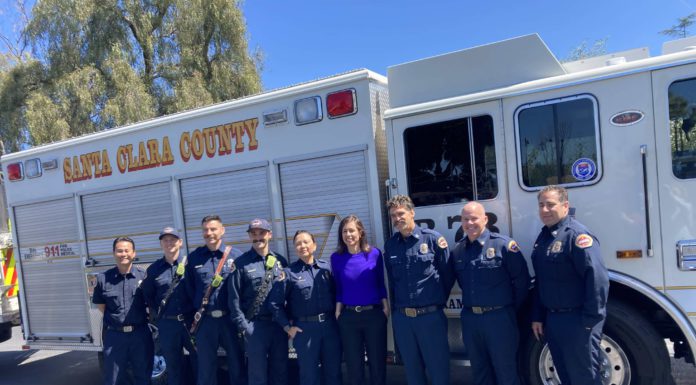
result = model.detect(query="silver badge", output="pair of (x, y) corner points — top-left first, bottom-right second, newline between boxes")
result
(551, 241), (562, 253)
(486, 248), (496, 259)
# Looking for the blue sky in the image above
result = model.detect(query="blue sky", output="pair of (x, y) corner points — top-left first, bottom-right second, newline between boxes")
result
(243, 0), (696, 90)
(2, 1), (696, 91)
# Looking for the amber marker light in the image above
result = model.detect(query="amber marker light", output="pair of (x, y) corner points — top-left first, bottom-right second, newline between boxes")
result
(616, 250), (643, 259)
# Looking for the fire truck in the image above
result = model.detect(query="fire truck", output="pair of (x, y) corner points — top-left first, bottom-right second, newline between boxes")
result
(2, 34), (696, 385)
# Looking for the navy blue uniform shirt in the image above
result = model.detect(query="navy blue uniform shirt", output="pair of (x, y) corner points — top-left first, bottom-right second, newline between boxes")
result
(451, 229), (530, 309)
(228, 249), (288, 330)
(185, 245), (243, 311)
(384, 226), (453, 309)
(269, 258), (335, 328)
(92, 266), (148, 328)
(531, 215), (609, 327)
(142, 256), (193, 319)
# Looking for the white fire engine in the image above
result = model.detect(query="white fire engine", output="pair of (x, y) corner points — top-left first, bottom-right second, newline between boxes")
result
(3, 34), (696, 385)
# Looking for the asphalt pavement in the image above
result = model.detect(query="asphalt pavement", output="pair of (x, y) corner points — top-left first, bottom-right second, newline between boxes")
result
(0, 326), (694, 385)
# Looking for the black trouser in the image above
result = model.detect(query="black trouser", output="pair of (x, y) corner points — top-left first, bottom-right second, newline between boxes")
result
(337, 307), (387, 385)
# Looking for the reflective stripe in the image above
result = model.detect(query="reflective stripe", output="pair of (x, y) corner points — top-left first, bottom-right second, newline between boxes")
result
(2, 248), (18, 297)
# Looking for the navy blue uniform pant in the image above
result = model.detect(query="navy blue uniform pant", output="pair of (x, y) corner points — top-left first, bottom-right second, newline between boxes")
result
(461, 307), (520, 385)
(195, 316), (245, 385)
(292, 318), (342, 385)
(157, 318), (196, 385)
(246, 319), (288, 385)
(546, 311), (604, 385)
(392, 310), (450, 385)
(102, 326), (154, 385)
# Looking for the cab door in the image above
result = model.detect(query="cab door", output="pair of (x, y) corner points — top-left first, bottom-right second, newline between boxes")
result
(387, 100), (509, 242)
(652, 64), (696, 324)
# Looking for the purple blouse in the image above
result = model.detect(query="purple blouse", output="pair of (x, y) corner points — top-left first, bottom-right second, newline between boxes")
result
(330, 247), (388, 306)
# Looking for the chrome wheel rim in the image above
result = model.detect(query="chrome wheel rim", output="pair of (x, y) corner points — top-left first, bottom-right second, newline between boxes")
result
(538, 335), (631, 385)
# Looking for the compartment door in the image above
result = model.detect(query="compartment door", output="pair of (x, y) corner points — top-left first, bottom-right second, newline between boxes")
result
(14, 198), (91, 342)
(81, 182), (175, 266)
(179, 166), (272, 254)
(278, 151), (373, 262)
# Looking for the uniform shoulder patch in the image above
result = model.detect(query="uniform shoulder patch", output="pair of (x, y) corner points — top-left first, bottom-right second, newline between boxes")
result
(575, 234), (593, 249)
(437, 236), (448, 249)
(507, 240), (520, 253)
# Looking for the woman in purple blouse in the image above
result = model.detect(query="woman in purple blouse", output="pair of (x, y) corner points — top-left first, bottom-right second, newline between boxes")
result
(331, 215), (389, 385)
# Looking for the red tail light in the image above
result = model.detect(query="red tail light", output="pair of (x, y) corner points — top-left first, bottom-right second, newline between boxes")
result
(6, 163), (23, 181)
(327, 89), (357, 118)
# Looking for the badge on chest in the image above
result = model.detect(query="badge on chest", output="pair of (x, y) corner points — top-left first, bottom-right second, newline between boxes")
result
(550, 241), (563, 253)
(420, 243), (429, 254)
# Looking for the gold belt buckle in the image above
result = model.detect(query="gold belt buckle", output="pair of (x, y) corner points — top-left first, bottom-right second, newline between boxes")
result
(472, 307), (483, 315)
(123, 325), (134, 332)
(211, 310), (223, 318)
(405, 308), (418, 317)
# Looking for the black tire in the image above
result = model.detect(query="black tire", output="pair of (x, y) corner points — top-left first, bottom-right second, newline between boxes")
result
(0, 323), (12, 343)
(521, 301), (674, 385)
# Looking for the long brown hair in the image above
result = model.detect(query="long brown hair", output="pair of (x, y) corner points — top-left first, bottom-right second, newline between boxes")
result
(336, 215), (371, 254)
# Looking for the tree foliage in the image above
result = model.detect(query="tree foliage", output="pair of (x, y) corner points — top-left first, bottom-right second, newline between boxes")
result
(563, 38), (608, 62)
(660, 13), (696, 38)
(0, 0), (261, 152)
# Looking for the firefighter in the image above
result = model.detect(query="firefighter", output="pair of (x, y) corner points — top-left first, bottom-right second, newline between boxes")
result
(383, 195), (454, 385)
(142, 227), (196, 385)
(451, 202), (530, 385)
(93, 237), (153, 385)
(228, 218), (289, 385)
(531, 185), (610, 385)
(269, 230), (342, 385)
(185, 215), (245, 385)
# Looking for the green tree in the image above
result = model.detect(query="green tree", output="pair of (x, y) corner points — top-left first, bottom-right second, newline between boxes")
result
(660, 13), (696, 38)
(0, 0), (262, 152)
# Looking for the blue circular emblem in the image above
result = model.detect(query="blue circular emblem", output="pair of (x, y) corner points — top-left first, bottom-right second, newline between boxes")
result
(571, 158), (596, 181)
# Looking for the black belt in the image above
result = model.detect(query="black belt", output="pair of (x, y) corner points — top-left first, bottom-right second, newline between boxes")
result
(162, 314), (186, 321)
(344, 304), (379, 313)
(399, 305), (440, 318)
(468, 306), (504, 315)
(106, 324), (144, 333)
(207, 310), (228, 318)
(296, 312), (330, 322)
(548, 307), (579, 313)
(252, 314), (273, 321)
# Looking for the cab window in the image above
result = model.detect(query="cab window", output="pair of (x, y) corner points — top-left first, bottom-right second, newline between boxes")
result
(668, 78), (696, 179)
(516, 95), (601, 189)
(403, 115), (497, 207)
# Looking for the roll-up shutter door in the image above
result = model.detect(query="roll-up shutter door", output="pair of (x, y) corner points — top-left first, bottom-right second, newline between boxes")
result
(14, 198), (91, 341)
(82, 182), (174, 266)
(180, 166), (271, 253)
(279, 151), (373, 262)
